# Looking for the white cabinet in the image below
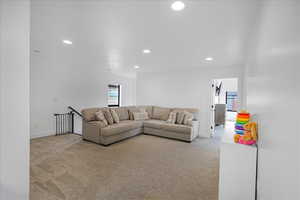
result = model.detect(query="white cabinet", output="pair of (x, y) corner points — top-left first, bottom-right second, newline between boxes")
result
(218, 142), (257, 200)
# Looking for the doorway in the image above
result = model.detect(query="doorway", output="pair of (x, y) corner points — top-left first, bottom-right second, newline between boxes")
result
(210, 78), (239, 139)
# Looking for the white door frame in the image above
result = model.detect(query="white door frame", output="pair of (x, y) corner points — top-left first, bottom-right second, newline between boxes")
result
(209, 80), (216, 137)
(209, 77), (240, 137)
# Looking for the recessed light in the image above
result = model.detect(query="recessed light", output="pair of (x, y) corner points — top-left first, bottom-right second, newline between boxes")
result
(171, 1), (185, 11)
(143, 49), (151, 54)
(134, 65), (140, 69)
(205, 57), (214, 61)
(62, 40), (72, 45)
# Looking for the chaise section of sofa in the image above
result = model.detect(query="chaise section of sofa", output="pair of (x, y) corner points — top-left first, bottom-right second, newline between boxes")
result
(143, 106), (199, 142)
(143, 120), (199, 142)
(101, 120), (143, 145)
(81, 105), (200, 146)
(82, 107), (144, 145)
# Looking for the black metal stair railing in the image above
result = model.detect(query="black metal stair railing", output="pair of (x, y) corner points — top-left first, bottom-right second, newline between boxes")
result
(54, 106), (82, 136)
(54, 112), (74, 135)
(68, 106), (83, 118)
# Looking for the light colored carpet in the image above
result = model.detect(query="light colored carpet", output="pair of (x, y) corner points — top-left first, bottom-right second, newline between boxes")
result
(30, 134), (220, 200)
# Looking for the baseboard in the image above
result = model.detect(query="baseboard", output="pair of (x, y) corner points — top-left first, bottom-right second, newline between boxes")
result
(30, 131), (54, 139)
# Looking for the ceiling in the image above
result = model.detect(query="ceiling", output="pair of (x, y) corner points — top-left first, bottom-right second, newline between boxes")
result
(31, 0), (258, 75)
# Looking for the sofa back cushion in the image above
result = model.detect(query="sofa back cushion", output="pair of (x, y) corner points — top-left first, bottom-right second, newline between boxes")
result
(82, 107), (110, 122)
(82, 108), (100, 122)
(136, 105), (153, 118)
(111, 107), (130, 121)
(172, 108), (199, 120)
(81, 106), (199, 122)
(133, 112), (149, 121)
(152, 106), (171, 121)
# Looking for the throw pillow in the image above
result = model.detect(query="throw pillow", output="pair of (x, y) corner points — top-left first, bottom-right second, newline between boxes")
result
(167, 111), (177, 124)
(128, 107), (142, 120)
(133, 112), (149, 121)
(103, 110), (114, 125)
(95, 110), (108, 126)
(176, 112), (185, 124)
(82, 108), (99, 122)
(110, 109), (120, 123)
(111, 107), (129, 121)
(183, 111), (193, 126)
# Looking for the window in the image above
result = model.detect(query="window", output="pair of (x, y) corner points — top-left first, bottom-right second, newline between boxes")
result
(226, 91), (238, 112)
(108, 84), (120, 107)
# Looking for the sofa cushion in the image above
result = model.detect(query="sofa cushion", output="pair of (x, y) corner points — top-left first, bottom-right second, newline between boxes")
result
(111, 107), (130, 121)
(103, 110), (114, 125)
(95, 110), (108, 126)
(110, 109), (120, 123)
(144, 120), (191, 134)
(152, 106), (171, 121)
(101, 120), (143, 137)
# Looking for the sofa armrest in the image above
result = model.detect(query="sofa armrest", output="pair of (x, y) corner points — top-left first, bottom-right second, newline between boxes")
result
(192, 120), (199, 126)
(91, 121), (107, 128)
(191, 120), (200, 139)
(82, 120), (106, 143)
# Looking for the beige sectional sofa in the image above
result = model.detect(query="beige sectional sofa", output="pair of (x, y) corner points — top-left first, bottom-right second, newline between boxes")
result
(81, 106), (199, 146)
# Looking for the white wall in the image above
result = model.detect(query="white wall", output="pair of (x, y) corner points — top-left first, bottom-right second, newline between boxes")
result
(0, 0), (30, 199)
(137, 66), (244, 138)
(245, 0), (300, 199)
(29, 0), (257, 139)
(30, 63), (136, 138)
(30, 3), (137, 138)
